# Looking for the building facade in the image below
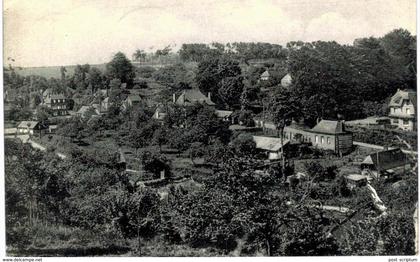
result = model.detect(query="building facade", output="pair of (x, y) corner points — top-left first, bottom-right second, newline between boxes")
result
(42, 89), (69, 116)
(389, 89), (416, 131)
(255, 119), (353, 155)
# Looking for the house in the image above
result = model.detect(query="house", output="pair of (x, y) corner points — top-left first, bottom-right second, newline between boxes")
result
(260, 70), (270, 81)
(100, 97), (111, 112)
(280, 73), (292, 88)
(17, 121), (45, 135)
(253, 135), (290, 160)
(173, 89), (215, 107)
(361, 148), (410, 177)
(215, 110), (234, 123)
(152, 103), (169, 122)
(123, 94), (142, 109)
(388, 89), (416, 131)
(42, 89), (69, 116)
(256, 119), (353, 155)
(76, 106), (99, 119)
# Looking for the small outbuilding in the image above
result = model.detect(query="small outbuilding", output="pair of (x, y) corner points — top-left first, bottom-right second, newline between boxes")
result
(361, 148), (410, 177)
(253, 135), (290, 160)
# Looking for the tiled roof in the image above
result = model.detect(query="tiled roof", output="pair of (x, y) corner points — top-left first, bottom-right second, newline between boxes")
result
(176, 89), (215, 106)
(311, 120), (346, 134)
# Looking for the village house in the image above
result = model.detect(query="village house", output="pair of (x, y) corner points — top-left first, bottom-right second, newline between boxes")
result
(253, 135), (290, 160)
(361, 148), (410, 177)
(255, 119), (353, 155)
(76, 105), (100, 119)
(42, 89), (69, 116)
(388, 89), (416, 131)
(17, 121), (46, 135)
(260, 70), (270, 81)
(152, 103), (169, 122)
(280, 73), (292, 88)
(173, 89), (215, 107)
(100, 97), (111, 113)
(122, 94), (142, 110)
(284, 120), (353, 155)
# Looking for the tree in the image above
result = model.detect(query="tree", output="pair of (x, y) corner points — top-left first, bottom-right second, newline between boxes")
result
(106, 52), (135, 86)
(230, 133), (256, 156)
(188, 142), (206, 166)
(268, 88), (301, 173)
(140, 151), (171, 178)
(195, 57), (242, 105)
(108, 78), (124, 104)
(152, 126), (168, 152)
(218, 76), (244, 109)
(87, 67), (103, 93)
(380, 28), (416, 89)
(133, 49), (146, 62)
(238, 110), (255, 127)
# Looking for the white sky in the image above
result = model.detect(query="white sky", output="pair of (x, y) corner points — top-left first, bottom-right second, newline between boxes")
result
(3, 0), (417, 67)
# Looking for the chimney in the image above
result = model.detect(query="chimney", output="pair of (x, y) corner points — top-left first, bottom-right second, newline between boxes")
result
(207, 92), (211, 100)
(173, 93), (176, 103)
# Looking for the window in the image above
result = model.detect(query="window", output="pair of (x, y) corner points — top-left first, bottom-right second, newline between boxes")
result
(315, 136), (318, 143)
(321, 136), (324, 144)
(406, 108), (411, 114)
(393, 119), (399, 124)
(327, 137), (331, 144)
(403, 120), (409, 126)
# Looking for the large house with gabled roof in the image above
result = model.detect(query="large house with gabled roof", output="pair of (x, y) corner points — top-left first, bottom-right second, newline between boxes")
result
(42, 88), (69, 116)
(173, 89), (215, 107)
(255, 118), (353, 155)
(388, 89), (416, 131)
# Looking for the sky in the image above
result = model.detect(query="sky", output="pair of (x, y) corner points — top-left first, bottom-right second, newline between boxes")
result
(3, 0), (417, 67)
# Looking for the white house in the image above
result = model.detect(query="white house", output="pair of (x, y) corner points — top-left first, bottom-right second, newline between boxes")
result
(389, 89), (416, 131)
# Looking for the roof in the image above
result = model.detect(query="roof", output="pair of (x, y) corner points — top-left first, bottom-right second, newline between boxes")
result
(362, 148), (408, 171)
(176, 89), (215, 106)
(49, 94), (66, 100)
(153, 104), (169, 120)
(18, 121), (39, 129)
(261, 70), (270, 77)
(253, 136), (289, 152)
(215, 110), (233, 118)
(77, 106), (98, 116)
(280, 73), (292, 87)
(389, 89), (417, 108)
(311, 120), (347, 135)
(127, 94), (142, 102)
(346, 174), (368, 181)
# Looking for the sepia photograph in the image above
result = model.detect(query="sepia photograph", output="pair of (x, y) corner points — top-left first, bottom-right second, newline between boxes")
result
(1, 0), (418, 258)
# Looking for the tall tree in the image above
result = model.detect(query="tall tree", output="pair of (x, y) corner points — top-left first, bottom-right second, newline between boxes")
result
(268, 88), (301, 173)
(106, 52), (136, 86)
